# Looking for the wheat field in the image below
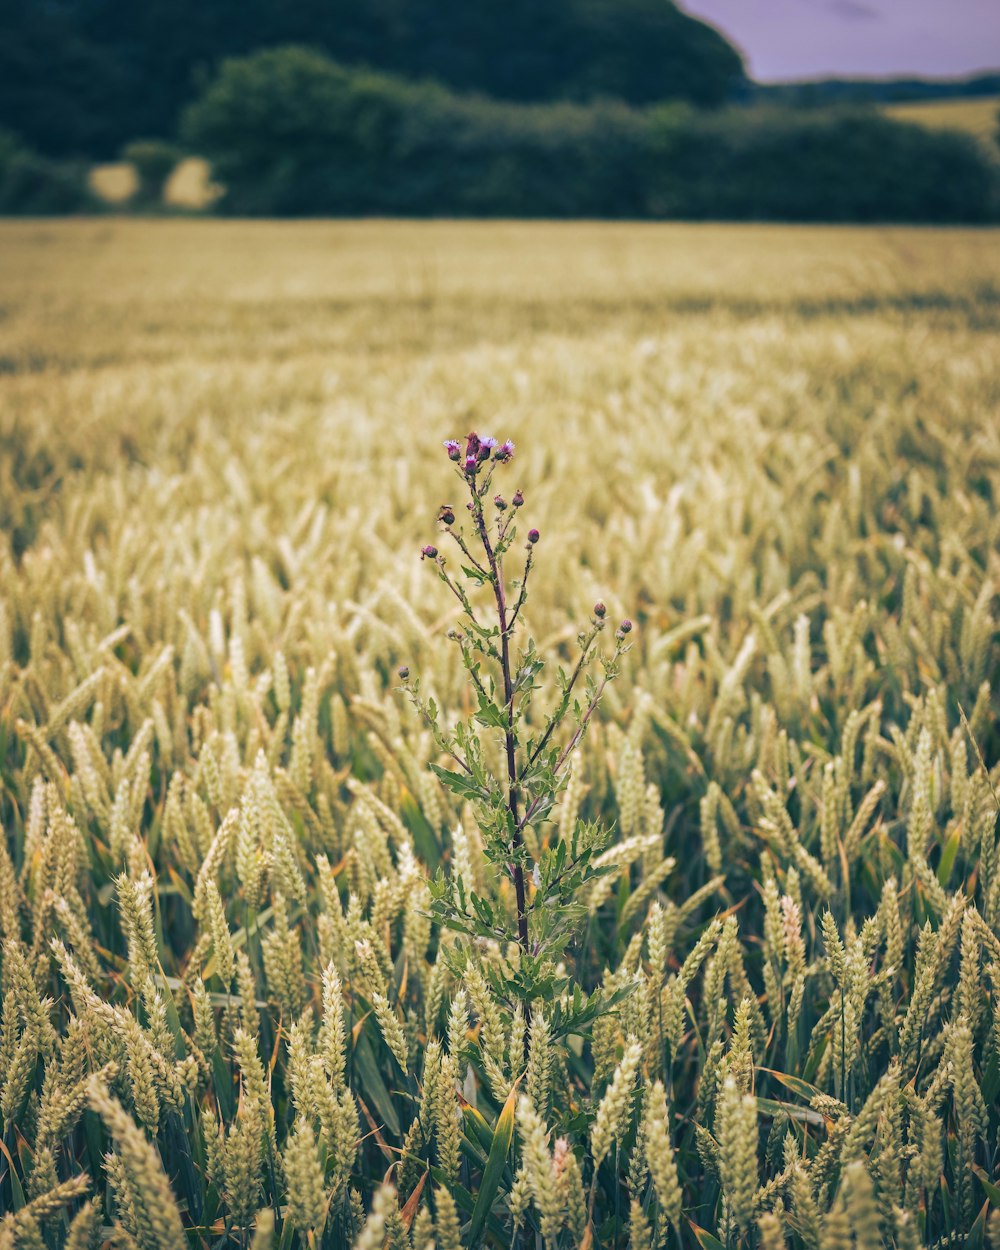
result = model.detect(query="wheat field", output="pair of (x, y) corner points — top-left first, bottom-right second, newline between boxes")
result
(883, 97), (1000, 159)
(1, 219), (999, 1249)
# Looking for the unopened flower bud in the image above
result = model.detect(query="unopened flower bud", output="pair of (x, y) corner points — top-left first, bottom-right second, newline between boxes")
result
(421, 545), (438, 560)
(494, 494), (507, 510)
(617, 618), (633, 637)
(527, 529), (540, 545)
(465, 455), (478, 476)
(594, 602), (606, 618)
(444, 440), (461, 461)
(512, 489), (524, 507)
(439, 505), (456, 525)
(398, 665), (409, 680)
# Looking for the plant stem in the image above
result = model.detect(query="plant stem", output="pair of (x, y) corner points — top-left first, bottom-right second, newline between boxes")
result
(471, 487), (530, 957)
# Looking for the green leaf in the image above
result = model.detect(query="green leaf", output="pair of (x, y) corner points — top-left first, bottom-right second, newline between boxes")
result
(0, 1135), (25, 1211)
(211, 1047), (235, 1122)
(352, 1033), (402, 1137)
(400, 790), (441, 869)
(278, 1205), (297, 1250)
(968, 1198), (989, 1250)
(972, 1165), (1000, 1206)
(429, 762), (488, 802)
(937, 824), (961, 886)
(460, 1102), (496, 1157)
(468, 1081), (518, 1246)
(758, 1067), (826, 1105)
(156, 970), (189, 1060)
(399, 1155), (508, 1243)
(474, 695), (509, 730)
(689, 1220), (726, 1250)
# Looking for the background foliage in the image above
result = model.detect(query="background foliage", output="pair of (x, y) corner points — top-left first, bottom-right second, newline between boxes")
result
(1, 3), (998, 221)
(0, 221), (999, 1246)
(176, 48), (1000, 222)
(0, 0), (743, 159)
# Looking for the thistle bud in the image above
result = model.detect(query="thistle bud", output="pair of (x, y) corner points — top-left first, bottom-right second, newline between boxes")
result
(594, 602), (606, 618)
(444, 440), (461, 461)
(616, 619), (633, 639)
(494, 494), (507, 510)
(398, 666), (409, 681)
(465, 455), (478, 476)
(421, 545), (438, 560)
(512, 489), (524, 507)
(527, 529), (540, 545)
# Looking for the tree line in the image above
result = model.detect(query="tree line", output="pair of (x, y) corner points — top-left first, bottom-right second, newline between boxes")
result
(0, 0), (743, 159)
(178, 49), (998, 222)
(1, 4), (997, 222)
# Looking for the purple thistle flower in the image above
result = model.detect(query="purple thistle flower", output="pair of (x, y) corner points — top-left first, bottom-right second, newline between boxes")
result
(495, 439), (515, 462)
(421, 545), (438, 560)
(465, 455), (478, 476)
(443, 439), (461, 461)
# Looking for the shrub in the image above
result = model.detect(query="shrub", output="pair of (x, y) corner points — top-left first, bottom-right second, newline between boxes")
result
(647, 106), (1000, 223)
(183, 48), (1000, 222)
(121, 139), (183, 204)
(0, 128), (93, 214)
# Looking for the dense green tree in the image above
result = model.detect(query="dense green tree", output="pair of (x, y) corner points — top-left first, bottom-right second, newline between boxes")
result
(183, 47), (999, 222)
(0, 129), (93, 213)
(0, 0), (744, 158)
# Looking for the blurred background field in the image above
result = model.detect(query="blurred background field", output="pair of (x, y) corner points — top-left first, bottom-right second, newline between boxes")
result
(3, 219), (1000, 376)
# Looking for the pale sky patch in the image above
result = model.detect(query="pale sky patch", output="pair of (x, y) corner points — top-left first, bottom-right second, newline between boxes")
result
(679, 0), (1000, 80)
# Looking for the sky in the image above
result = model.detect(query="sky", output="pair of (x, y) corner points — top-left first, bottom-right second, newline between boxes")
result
(679, 0), (1000, 81)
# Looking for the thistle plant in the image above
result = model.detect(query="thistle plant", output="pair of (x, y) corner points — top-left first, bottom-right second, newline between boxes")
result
(404, 431), (631, 1046)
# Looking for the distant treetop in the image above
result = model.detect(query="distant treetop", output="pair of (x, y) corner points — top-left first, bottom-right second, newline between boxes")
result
(0, 0), (745, 158)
